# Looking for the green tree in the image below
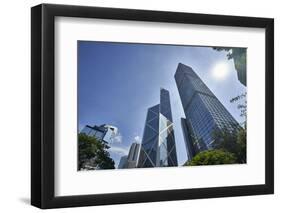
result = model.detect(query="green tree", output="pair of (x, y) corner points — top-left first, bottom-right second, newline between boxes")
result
(230, 92), (247, 124)
(211, 126), (246, 164)
(185, 150), (237, 166)
(229, 92), (247, 163)
(212, 127), (239, 155)
(78, 133), (115, 170)
(236, 126), (246, 163)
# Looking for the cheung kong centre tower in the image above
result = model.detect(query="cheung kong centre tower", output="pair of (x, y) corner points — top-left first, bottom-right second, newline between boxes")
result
(175, 63), (241, 160)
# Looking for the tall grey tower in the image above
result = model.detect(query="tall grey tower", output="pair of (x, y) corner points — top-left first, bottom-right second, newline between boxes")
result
(175, 63), (241, 160)
(137, 88), (178, 168)
(127, 143), (140, 168)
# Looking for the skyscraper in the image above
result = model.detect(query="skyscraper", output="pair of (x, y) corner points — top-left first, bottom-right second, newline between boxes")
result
(175, 63), (241, 159)
(181, 118), (197, 161)
(117, 143), (140, 169)
(137, 88), (178, 168)
(118, 155), (128, 169)
(80, 124), (118, 144)
(127, 143), (141, 168)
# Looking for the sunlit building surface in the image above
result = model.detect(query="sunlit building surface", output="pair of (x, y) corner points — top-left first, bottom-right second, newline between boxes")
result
(175, 63), (241, 159)
(137, 88), (178, 168)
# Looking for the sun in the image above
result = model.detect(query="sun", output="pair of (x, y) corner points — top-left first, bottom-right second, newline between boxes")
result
(212, 61), (230, 80)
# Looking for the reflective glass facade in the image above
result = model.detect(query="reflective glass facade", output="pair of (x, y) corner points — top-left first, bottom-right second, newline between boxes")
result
(175, 63), (241, 157)
(137, 89), (178, 168)
(80, 124), (118, 144)
(118, 155), (128, 169)
(181, 118), (197, 161)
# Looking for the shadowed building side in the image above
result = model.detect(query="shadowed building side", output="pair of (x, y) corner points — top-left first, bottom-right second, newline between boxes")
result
(181, 118), (196, 161)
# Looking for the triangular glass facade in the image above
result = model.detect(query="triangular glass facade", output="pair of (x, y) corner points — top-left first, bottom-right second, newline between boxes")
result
(137, 89), (178, 168)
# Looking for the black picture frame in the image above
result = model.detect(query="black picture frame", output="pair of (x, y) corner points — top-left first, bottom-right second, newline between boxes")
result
(31, 3), (274, 209)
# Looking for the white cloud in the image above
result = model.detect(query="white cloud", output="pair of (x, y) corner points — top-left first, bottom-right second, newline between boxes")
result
(112, 133), (122, 144)
(134, 135), (142, 143)
(108, 146), (128, 156)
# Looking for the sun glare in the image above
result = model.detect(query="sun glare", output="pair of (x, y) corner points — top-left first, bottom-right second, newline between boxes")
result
(212, 62), (230, 80)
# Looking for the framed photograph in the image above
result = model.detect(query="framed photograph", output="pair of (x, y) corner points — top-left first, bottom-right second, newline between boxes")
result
(31, 3), (274, 209)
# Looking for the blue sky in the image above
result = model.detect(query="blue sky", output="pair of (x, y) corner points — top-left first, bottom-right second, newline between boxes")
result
(78, 41), (246, 167)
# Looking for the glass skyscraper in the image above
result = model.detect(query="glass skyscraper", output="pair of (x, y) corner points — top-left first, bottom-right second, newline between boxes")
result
(118, 155), (128, 169)
(127, 143), (141, 168)
(80, 124), (118, 144)
(175, 63), (241, 159)
(117, 143), (140, 169)
(137, 88), (178, 168)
